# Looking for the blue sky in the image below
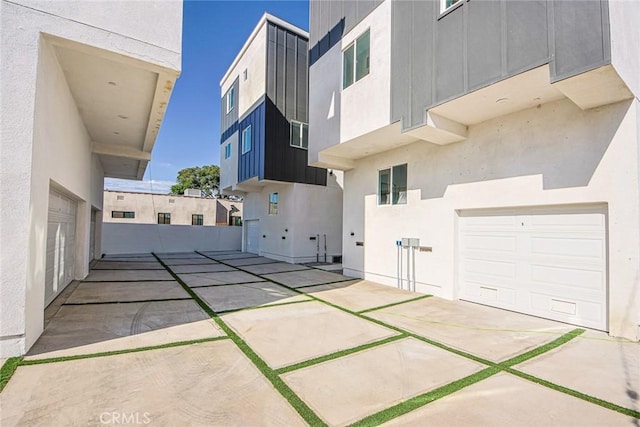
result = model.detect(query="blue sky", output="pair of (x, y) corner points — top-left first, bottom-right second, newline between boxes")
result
(105, 0), (310, 194)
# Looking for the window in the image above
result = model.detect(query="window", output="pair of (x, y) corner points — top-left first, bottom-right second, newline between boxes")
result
(441, 0), (463, 12)
(243, 69), (248, 81)
(269, 192), (279, 215)
(226, 86), (235, 113)
(378, 164), (407, 205)
(290, 121), (309, 149)
(111, 211), (134, 219)
(158, 213), (171, 224)
(242, 125), (252, 154)
(224, 143), (232, 159)
(192, 214), (203, 226)
(343, 29), (370, 89)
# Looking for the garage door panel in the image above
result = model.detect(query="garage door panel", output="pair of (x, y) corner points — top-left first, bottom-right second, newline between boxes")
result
(530, 236), (604, 259)
(459, 206), (607, 331)
(46, 190), (77, 306)
(463, 234), (517, 252)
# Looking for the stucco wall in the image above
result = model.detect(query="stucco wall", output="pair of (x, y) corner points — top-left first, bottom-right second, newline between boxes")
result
(102, 223), (242, 255)
(339, 0), (391, 143)
(0, 0), (182, 357)
(242, 177), (343, 263)
(344, 97), (640, 339)
(103, 191), (242, 226)
(221, 25), (267, 119)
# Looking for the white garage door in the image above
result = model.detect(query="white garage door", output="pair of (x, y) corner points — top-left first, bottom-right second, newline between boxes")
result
(45, 189), (77, 306)
(245, 220), (260, 255)
(459, 205), (607, 330)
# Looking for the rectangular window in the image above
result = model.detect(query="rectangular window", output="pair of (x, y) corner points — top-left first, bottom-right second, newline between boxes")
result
(290, 121), (309, 149)
(226, 86), (235, 113)
(224, 143), (231, 159)
(192, 214), (203, 226)
(269, 192), (279, 215)
(343, 29), (370, 89)
(441, 0), (463, 12)
(378, 164), (407, 205)
(158, 213), (171, 224)
(111, 211), (135, 219)
(243, 69), (248, 81)
(242, 125), (252, 154)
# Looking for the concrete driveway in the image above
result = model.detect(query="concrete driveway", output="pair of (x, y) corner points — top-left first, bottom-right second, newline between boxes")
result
(1, 251), (638, 426)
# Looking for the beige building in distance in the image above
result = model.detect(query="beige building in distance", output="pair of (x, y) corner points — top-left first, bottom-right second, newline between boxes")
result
(104, 190), (242, 226)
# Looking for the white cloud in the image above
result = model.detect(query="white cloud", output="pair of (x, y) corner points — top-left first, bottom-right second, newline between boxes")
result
(104, 178), (176, 194)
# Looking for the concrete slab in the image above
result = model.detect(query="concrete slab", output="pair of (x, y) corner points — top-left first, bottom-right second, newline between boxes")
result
(27, 300), (223, 359)
(83, 269), (173, 282)
(65, 281), (190, 304)
(100, 255), (158, 262)
(155, 252), (206, 259)
(242, 262), (311, 275)
(195, 282), (301, 312)
(179, 271), (265, 287)
(169, 263), (236, 274)
(384, 373), (633, 426)
(225, 257), (280, 267)
(222, 301), (398, 369)
(162, 258), (219, 266)
(91, 261), (164, 270)
(282, 337), (483, 426)
(297, 280), (361, 293)
(517, 330), (640, 411)
(264, 269), (355, 288)
(306, 280), (420, 312)
(199, 250), (243, 256)
(209, 253), (261, 260)
(2, 341), (306, 427)
(368, 297), (573, 362)
(102, 253), (153, 258)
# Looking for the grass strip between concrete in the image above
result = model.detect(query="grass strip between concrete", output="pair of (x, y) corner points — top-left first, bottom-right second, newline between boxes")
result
(19, 337), (229, 366)
(197, 252), (632, 422)
(154, 253), (327, 427)
(0, 357), (23, 393)
(275, 334), (408, 375)
(505, 368), (640, 419)
(357, 295), (433, 314)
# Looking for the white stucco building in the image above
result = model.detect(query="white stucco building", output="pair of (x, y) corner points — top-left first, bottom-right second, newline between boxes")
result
(219, 14), (343, 264)
(103, 190), (242, 227)
(308, 0), (640, 339)
(0, 0), (182, 357)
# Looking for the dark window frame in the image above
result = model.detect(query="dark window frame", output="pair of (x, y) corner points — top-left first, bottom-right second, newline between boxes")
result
(192, 214), (204, 226)
(158, 212), (171, 224)
(111, 211), (135, 219)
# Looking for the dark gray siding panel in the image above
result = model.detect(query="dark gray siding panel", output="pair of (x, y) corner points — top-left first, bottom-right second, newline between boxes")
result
(435, 10), (464, 103)
(220, 78), (239, 141)
(266, 23), (309, 123)
(551, 0), (607, 80)
(506, 0), (548, 74)
(467, 0), (502, 91)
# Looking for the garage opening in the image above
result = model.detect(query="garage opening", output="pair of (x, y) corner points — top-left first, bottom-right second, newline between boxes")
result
(458, 205), (607, 331)
(45, 189), (78, 306)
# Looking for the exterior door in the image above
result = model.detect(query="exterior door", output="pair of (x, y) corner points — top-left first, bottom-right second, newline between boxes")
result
(245, 219), (260, 254)
(45, 189), (77, 306)
(458, 205), (607, 330)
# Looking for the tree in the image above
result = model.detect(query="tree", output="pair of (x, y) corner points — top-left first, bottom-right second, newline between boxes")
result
(170, 165), (220, 197)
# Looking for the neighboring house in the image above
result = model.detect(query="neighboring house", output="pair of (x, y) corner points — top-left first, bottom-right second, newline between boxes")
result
(219, 13), (343, 264)
(308, 0), (640, 340)
(0, 1), (182, 357)
(103, 190), (242, 226)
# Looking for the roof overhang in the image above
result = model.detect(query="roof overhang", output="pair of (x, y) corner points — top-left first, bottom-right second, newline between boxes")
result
(46, 34), (180, 180)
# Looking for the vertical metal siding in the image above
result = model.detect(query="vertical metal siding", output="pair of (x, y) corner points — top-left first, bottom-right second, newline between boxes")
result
(238, 102), (266, 183)
(467, 0), (502, 91)
(506, 0), (549, 75)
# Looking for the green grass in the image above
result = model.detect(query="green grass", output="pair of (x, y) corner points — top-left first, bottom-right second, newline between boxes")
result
(348, 367), (501, 426)
(275, 334), (408, 375)
(358, 295), (433, 314)
(499, 328), (585, 367)
(154, 253), (327, 426)
(0, 357), (23, 393)
(19, 337), (229, 366)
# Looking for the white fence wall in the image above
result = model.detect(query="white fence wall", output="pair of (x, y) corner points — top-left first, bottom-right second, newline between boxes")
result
(102, 223), (242, 255)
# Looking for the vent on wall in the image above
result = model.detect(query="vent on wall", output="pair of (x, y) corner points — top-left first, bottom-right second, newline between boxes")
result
(169, 199), (175, 203)
(116, 195), (124, 200)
